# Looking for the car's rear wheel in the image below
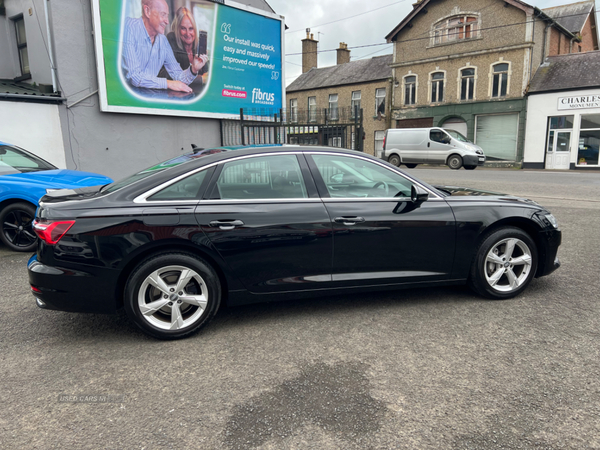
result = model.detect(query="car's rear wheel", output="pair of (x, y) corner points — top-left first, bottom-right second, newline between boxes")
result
(388, 154), (400, 167)
(404, 164), (418, 169)
(447, 155), (463, 170)
(0, 202), (37, 252)
(468, 227), (538, 300)
(124, 252), (221, 339)
(464, 165), (477, 170)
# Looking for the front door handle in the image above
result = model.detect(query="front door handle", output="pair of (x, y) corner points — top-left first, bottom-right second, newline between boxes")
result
(334, 216), (365, 226)
(209, 220), (244, 230)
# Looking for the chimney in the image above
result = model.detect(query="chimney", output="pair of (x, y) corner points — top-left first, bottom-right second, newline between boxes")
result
(337, 42), (350, 65)
(302, 30), (318, 73)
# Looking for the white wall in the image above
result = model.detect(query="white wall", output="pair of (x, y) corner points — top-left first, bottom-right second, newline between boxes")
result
(524, 88), (600, 164)
(0, 101), (67, 167)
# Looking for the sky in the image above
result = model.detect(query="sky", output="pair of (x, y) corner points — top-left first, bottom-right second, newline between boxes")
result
(266, 0), (599, 86)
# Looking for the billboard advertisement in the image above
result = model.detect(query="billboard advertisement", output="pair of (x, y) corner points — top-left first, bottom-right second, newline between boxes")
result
(91, 0), (285, 119)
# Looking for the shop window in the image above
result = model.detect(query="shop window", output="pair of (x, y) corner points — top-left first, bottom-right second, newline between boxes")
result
(13, 15), (30, 79)
(375, 88), (386, 116)
(289, 99), (298, 123)
(431, 72), (445, 103)
(578, 114), (600, 166)
(460, 68), (475, 100)
(404, 75), (417, 105)
(432, 14), (479, 45)
(329, 94), (339, 120)
(351, 91), (361, 118)
(308, 97), (316, 122)
(492, 63), (509, 98)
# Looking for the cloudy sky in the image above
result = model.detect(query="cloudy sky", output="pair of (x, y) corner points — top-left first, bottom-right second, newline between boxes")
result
(266, 0), (599, 86)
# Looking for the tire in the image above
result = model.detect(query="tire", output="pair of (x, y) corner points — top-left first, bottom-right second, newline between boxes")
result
(404, 164), (418, 169)
(0, 202), (38, 252)
(468, 227), (538, 300)
(124, 252), (221, 340)
(464, 165), (477, 170)
(388, 154), (400, 167)
(447, 155), (463, 170)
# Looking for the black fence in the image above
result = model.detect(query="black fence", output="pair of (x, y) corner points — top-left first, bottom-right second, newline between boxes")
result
(221, 107), (364, 152)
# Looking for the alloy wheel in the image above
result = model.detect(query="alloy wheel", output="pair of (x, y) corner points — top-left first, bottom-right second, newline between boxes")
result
(483, 237), (533, 293)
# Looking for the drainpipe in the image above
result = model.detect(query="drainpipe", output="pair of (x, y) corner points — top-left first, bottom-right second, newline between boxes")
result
(43, 0), (58, 93)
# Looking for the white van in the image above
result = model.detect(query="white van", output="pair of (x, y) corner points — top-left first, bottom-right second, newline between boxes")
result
(382, 127), (486, 170)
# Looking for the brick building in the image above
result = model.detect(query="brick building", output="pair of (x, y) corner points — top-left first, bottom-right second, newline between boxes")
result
(385, 0), (598, 165)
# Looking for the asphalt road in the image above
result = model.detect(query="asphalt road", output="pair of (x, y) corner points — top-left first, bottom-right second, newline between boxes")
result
(1, 167), (599, 449)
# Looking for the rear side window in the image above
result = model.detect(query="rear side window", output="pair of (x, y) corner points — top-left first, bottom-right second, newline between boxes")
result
(148, 169), (209, 201)
(214, 155), (308, 200)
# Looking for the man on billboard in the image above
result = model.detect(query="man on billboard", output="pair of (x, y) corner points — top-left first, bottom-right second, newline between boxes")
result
(122, 0), (208, 93)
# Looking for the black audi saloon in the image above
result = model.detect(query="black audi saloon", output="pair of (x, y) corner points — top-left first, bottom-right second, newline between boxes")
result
(28, 145), (561, 339)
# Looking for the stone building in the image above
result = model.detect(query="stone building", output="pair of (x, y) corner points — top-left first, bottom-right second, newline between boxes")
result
(286, 34), (392, 157)
(385, 0), (598, 165)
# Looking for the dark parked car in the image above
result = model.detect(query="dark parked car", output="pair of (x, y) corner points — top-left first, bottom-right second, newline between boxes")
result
(28, 146), (561, 339)
(0, 140), (112, 252)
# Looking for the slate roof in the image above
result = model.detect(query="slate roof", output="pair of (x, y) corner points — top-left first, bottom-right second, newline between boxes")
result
(542, 1), (594, 34)
(528, 51), (600, 94)
(287, 54), (393, 92)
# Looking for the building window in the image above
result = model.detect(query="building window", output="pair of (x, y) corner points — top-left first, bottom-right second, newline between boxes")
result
(328, 136), (342, 147)
(433, 15), (479, 45)
(578, 114), (600, 166)
(431, 72), (445, 103)
(374, 131), (385, 158)
(460, 68), (475, 100)
(375, 88), (386, 116)
(289, 99), (298, 123)
(351, 91), (361, 118)
(13, 15), (30, 78)
(308, 97), (317, 122)
(404, 75), (416, 105)
(329, 94), (339, 120)
(492, 63), (509, 98)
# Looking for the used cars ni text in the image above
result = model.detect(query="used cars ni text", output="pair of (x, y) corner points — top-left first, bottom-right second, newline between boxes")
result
(28, 145), (561, 339)
(0, 141), (112, 252)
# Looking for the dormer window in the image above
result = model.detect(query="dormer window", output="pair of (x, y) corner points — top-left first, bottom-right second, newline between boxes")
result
(433, 14), (479, 45)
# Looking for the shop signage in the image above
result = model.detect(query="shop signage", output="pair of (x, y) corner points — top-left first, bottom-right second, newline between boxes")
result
(91, 0), (284, 119)
(558, 95), (600, 111)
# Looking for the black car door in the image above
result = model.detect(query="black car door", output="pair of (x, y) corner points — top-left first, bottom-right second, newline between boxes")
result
(194, 152), (333, 294)
(306, 152), (456, 287)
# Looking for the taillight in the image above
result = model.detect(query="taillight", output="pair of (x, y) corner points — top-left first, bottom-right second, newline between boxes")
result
(32, 220), (75, 245)
(383, 134), (386, 149)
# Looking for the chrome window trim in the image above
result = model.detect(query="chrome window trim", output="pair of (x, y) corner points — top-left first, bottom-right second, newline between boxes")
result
(133, 150), (443, 204)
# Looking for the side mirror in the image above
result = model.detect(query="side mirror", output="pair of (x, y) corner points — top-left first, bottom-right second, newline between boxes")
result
(330, 173), (344, 184)
(411, 185), (429, 203)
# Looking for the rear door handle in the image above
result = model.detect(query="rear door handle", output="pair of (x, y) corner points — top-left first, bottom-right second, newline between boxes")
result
(209, 220), (244, 230)
(334, 216), (365, 226)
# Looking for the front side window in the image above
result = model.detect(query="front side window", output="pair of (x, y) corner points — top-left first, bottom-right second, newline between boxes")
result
(13, 15), (30, 77)
(460, 68), (475, 100)
(404, 76), (416, 105)
(311, 154), (414, 199)
(430, 129), (450, 144)
(375, 88), (386, 116)
(351, 91), (361, 118)
(289, 99), (298, 123)
(214, 155), (308, 199)
(431, 72), (445, 103)
(329, 94), (339, 120)
(492, 63), (509, 98)
(433, 15), (479, 45)
(308, 97), (317, 122)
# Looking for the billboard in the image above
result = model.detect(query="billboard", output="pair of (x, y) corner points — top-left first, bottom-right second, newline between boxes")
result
(91, 0), (285, 119)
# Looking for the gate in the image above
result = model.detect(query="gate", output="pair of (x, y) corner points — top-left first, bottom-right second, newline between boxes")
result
(221, 107), (364, 152)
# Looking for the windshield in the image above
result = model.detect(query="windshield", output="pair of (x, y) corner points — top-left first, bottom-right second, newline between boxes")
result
(102, 149), (226, 193)
(0, 144), (57, 175)
(444, 129), (471, 143)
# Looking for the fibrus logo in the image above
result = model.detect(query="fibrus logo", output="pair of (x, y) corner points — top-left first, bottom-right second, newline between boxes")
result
(252, 88), (275, 105)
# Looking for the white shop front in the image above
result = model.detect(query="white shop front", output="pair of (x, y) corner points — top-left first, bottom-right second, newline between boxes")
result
(524, 89), (600, 170)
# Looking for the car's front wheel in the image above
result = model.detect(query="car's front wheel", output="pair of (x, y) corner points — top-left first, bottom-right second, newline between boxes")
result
(0, 202), (38, 252)
(468, 227), (538, 300)
(447, 155), (463, 170)
(124, 252), (221, 339)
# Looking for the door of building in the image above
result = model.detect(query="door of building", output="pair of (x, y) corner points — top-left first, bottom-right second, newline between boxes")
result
(545, 130), (572, 170)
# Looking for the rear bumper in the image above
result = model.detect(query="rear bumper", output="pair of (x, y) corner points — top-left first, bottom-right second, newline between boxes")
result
(28, 255), (121, 314)
(536, 228), (562, 278)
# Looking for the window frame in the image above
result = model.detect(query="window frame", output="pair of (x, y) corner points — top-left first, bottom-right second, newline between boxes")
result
(490, 61), (511, 98)
(430, 71), (446, 103)
(375, 88), (386, 116)
(351, 91), (361, 119)
(403, 75), (417, 105)
(431, 13), (480, 46)
(12, 14), (31, 80)
(459, 67), (476, 101)
(308, 96), (317, 122)
(328, 94), (339, 120)
(289, 99), (298, 123)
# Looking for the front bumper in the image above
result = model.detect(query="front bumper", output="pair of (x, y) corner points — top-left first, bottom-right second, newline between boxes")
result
(463, 154), (486, 166)
(536, 228), (562, 278)
(28, 255), (121, 314)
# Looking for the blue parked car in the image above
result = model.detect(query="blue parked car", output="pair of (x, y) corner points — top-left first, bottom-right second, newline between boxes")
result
(0, 141), (112, 252)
